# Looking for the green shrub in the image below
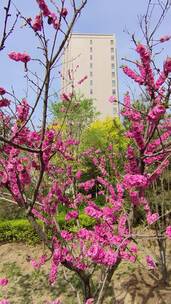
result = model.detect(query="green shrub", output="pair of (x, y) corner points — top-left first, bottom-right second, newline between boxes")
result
(0, 213), (96, 245)
(0, 219), (40, 244)
(79, 214), (95, 227)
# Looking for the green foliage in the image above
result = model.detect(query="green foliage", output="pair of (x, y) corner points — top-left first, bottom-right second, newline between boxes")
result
(0, 219), (40, 244)
(80, 116), (127, 153)
(0, 213), (96, 245)
(78, 213), (95, 227)
(51, 94), (99, 140)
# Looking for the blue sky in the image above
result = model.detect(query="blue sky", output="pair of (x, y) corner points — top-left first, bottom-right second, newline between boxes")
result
(0, 0), (171, 122)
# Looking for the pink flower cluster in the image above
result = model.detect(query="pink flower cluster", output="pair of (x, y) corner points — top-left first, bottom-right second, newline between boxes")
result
(65, 210), (78, 221)
(87, 243), (118, 266)
(160, 35), (171, 43)
(123, 174), (148, 189)
(85, 299), (94, 304)
(16, 98), (30, 121)
(136, 44), (155, 94)
(166, 226), (171, 240)
(163, 57), (171, 75)
(155, 72), (166, 89)
(123, 66), (144, 85)
(36, 0), (68, 30)
(108, 95), (117, 103)
(122, 93), (141, 121)
(0, 87), (6, 95)
(146, 255), (156, 269)
(8, 52), (31, 63)
(127, 121), (145, 149)
(32, 14), (43, 32)
(30, 255), (47, 270)
(0, 300), (10, 304)
(79, 179), (95, 191)
(148, 104), (165, 122)
(146, 213), (159, 225)
(0, 278), (8, 287)
(85, 205), (102, 219)
(0, 99), (10, 107)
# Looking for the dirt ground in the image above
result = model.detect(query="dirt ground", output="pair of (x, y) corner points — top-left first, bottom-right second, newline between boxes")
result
(0, 242), (171, 304)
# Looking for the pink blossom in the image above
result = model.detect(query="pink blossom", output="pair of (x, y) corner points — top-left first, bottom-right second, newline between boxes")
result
(118, 214), (128, 236)
(37, 0), (51, 17)
(16, 98), (29, 121)
(147, 213), (159, 225)
(160, 35), (171, 43)
(30, 255), (47, 270)
(146, 255), (156, 269)
(0, 278), (8, 286)
(79, 179), (95, 191)
(148, 104), (166, 122)
(32, 14), (42, 32)
(75, 170), (82, 180)
(130, 244), (137, 254)
(130, 191), (139, 205)
(123, 66), (144, 85)
(0, 300), (10, 304)
(103, 250), (118, 266)
(85, 206), (102, 219)
(0, 87), (6, 95)
(85, 299), (94, 304)
(0, 99), (10, 107)
(155, 72), (166, 89)
(123, 174), (148, 189)
(49, 262), (58, 285)
(61, 230), (73, 241)
(165, 226), (171, 240)
(61, 8), (68, 18)
(136, 44), (151, 64)
(164, 57), (171, 75)
(8, 52), (31, 63)
(65, 210), (78, 221)
(108, 95), (117, 103)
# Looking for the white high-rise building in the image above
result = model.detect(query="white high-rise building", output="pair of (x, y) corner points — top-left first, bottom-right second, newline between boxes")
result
(62, 33), (119, 117)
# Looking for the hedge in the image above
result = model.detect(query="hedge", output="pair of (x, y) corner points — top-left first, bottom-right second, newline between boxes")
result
(0, 219), (40, 244)
(0, 214), (95, 244)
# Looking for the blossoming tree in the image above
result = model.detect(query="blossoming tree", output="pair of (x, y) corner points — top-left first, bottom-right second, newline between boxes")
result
(0, 0), (171, 304)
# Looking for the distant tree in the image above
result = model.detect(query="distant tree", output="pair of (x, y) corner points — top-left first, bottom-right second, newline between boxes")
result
(51, 93), (99, 141)
(80, 116), (127, 154)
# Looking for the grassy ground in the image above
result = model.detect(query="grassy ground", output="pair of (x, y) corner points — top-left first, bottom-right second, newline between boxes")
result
(0, 242), (171, 304)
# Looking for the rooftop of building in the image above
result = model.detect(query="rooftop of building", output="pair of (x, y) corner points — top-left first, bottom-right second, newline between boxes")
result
(71, 33), (115, 38)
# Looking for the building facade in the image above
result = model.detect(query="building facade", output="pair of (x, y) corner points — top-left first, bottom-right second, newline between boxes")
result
(62, 33), (119, 117)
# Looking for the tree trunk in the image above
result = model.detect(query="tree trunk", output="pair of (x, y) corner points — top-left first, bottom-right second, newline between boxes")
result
(95, 262), (120, 304)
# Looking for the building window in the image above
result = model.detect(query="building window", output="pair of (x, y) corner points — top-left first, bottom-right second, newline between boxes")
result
(112, 89), (116, 95)
(90, 71), (93, 77)
(111, 47), (114, 53)
(90, 63), (93, 69)
(90, 40), (93, 45)
(112, 63), (115, 69)
(90, 89), (93, 95)
(112, 80), (116, 87)
(90, 80), (93, 86)
(90, 47), (93, 52)
(112, 72), (115, 78)
(111, 55), (114, 61)
(110, 40), (114, 45)
(90, 54), (93, 60)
